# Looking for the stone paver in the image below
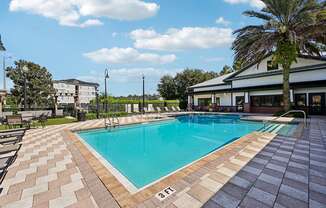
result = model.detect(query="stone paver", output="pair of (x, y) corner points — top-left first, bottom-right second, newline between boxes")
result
(1, 115), (326, 208)
(204, 117), (326, 208)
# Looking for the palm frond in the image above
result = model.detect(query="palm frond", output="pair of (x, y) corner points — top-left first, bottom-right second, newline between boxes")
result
(243, 10), (274, 21)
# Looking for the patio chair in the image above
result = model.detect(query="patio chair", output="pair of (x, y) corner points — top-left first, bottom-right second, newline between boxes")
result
(37, 113), (48, 128)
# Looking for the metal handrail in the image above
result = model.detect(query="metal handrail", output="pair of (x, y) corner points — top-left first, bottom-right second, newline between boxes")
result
(263, 110), (307, 128)
(105, 115), (120, 129)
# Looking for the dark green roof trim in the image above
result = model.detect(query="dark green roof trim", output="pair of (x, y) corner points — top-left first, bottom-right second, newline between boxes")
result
(224, 63), (326, 81)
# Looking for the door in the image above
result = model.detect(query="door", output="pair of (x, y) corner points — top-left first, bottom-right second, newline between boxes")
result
(236, 96), (245, 112)
(309, 93), (325, 115)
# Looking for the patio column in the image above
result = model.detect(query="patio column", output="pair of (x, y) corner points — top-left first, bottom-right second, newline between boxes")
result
(211, 94), (215, 104)
(244, 92), (250, 113)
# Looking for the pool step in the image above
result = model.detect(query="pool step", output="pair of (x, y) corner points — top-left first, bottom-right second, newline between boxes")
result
(260, 123), (285, 134)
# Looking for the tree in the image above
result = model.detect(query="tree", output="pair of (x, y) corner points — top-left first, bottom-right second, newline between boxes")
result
(157, 75), (177, 100)
(232, 0), (326, 111)
(174, 69), (218, 108)
(6, 60), (55, 108)
(219, 65), (233, 76)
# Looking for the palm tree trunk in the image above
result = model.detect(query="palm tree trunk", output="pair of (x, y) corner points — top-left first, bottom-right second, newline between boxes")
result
(282, 64), (291, 112)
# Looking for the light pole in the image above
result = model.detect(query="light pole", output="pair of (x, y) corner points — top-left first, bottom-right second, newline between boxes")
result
(22, 65), (29, 111)
(3, 55), (12, 90)
(104, 68), (109, 114)
(95, 86), (99, 119)
(0, 35), (7, 90)
(142, 74), (145, 114)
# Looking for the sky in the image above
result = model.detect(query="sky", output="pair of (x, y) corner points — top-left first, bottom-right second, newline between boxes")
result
(0, 0), (264, 96)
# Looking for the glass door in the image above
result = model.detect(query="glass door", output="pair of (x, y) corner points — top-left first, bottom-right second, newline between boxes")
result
(309, 93), (325, 115)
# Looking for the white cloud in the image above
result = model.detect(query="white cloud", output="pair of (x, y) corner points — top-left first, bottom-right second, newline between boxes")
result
(77, 67), (183, 95)
(215, 17), (230, 26)
(224, 0), (265, 8)
(79, 19), (103, 28)
(130, 27), (234, 51)
(9, 0), (159, 27)
(83, 47), (176, 64)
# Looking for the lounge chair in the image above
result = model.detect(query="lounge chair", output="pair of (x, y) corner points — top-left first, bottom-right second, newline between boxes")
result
(0, 144), (22, 158)
(0, 128), (26, 139)
(171, 106), (178, 112)
(156, 107), (162, 113)
(0, 136), (22, 145)
(164, 107), (170, 112)
(0, 169), (7, 185)
(176, 106), (182, 112)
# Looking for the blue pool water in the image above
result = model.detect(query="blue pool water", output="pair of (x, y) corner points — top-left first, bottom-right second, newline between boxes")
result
(78, 114), (264, 188)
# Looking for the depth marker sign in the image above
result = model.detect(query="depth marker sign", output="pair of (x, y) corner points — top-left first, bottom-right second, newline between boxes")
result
(155, 187), (176, 201)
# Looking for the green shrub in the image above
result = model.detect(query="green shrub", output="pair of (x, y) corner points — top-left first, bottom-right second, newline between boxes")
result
(86, 112), (129, 120)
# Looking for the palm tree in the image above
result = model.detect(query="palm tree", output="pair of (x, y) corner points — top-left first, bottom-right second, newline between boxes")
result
(233, 0), (326, 112)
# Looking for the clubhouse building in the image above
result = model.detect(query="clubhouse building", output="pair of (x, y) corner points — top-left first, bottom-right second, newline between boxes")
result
(187, 55), (326, 115)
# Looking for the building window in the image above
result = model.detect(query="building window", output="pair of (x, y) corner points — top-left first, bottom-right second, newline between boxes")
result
(198, 98), (211, 106)
(295, 94), (306, 107)
(251, 95), (283, 107)
(267, 60), (278, 71)
(216, 97), (221, 106)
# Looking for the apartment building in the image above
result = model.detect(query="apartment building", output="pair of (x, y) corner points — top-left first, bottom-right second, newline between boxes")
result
(53, 79), (99, 108)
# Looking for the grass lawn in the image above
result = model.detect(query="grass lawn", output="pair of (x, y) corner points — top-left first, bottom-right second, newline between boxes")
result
(44, 117), (77, 125)
(0, 117), (77, 130)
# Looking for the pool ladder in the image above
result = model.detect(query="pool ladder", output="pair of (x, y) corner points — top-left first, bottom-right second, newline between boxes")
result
(105, 115), (120, 130)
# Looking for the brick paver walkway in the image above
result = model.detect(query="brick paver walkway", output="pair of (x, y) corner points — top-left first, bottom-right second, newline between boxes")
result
(1, 115), (325, 208)
(203, 117), (326, 208)
(0, 116), (147, 208)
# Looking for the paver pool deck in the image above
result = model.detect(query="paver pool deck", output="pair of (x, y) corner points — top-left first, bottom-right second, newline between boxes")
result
(0, 115), (325, 208)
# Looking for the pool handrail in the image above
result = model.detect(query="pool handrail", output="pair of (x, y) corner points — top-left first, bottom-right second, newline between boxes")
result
(263, 110), (307, 128)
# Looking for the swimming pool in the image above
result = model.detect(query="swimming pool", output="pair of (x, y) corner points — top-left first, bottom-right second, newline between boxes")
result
(77, 114), (264, 190)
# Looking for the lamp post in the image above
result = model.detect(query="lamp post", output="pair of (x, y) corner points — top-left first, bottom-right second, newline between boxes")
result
(142, 74), (145, 114)
(95, 86), (99, 119)
(104, 68), (109, 114)
(22, 65), (29, 111)
(3, 55), (11, 90)
(0, 35), (7, 90)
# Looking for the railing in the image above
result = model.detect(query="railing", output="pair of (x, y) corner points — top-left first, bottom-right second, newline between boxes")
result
(263, 110), (307, 128)
(104, 114), (120, 129)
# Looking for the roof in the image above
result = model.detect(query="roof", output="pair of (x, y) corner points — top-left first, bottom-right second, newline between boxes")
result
(54, 79), (99, 87)
(189, 72), (235, 89)
(226, 54), (326, 81)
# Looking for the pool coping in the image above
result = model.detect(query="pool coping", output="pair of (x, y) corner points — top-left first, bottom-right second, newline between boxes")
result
(63, 116), (285, 207)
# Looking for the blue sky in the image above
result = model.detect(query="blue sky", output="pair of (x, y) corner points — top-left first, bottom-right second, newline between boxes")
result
(0, 0), (263, 96)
